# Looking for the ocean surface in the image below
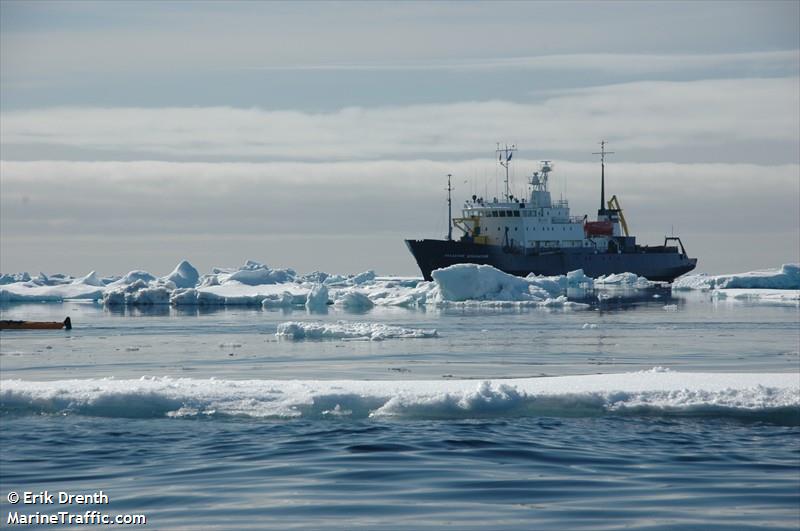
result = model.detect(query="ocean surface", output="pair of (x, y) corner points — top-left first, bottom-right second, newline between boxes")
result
(1, 290), (799, 530)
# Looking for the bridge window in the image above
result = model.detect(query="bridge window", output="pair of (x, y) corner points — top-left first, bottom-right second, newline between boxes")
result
(513, 211), (520, 217)
(499, 211), (506, 217)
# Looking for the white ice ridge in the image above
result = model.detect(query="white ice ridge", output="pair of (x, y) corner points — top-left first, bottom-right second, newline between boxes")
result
(276, 321), (438, 341)
(2, 371), (798, 422)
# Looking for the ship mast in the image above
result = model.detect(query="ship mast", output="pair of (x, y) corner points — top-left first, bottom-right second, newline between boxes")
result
(592, 140), (614, 215)
(446, 173), (453, 241)
(496, 143), (517, 201)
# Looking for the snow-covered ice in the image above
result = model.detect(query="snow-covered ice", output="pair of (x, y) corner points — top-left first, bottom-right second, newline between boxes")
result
(2, 371), (796, 421)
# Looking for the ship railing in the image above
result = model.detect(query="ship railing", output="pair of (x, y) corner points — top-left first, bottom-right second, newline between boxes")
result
(552, 216), (585, 224)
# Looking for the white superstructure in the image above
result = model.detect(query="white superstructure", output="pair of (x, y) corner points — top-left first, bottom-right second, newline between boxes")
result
(453, 150), (624, 253)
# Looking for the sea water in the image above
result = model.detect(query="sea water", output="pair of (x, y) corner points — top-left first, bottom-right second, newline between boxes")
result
(1, 291), (798, 529)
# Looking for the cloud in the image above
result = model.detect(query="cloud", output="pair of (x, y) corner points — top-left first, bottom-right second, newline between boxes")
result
(2, 158), (796, 234)
(2, 77), (798, 161)
(3, 2), (798, 79)
(1, 158), (797, 275)
(245, 51), (800, 75)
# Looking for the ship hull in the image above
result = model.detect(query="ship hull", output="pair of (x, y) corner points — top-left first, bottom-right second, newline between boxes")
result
(405, 239), (697, 282)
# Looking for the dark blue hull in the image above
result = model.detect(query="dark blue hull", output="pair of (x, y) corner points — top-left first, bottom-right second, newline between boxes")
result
(405, 239), (697, 282)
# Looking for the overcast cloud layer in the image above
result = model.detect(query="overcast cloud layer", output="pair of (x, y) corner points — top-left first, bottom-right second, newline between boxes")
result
(1, 1), (798, 276)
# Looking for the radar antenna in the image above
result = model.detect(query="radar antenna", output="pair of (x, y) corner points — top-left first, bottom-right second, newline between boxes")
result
(592, 140), (614, 214)
(496, 143), (517, 201)
(530, 161), (553, 192)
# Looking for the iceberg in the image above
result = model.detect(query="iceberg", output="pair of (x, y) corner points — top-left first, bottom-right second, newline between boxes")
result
(305, 284), (329, 311)
(431, 264), (535, 302)
(333, 289), (374, 310)
(425, 264), (590, 307)
(163, 260), (199, 289)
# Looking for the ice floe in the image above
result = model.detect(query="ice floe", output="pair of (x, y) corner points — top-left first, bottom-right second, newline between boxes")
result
(275, 321), (438, 341)
(595, 272), (655, 288)
(0, 274), (105, 302)
(2, 371), (797, 423)
(711, 288), (799, 306)
(673, 263), (800, 290)
(672, 263), (799, 306)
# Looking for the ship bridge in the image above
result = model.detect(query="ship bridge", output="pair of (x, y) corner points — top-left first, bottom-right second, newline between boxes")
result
(454, 158), (589, 252)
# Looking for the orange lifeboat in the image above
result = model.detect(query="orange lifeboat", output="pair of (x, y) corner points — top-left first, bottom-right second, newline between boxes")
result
(584, 221), (613, 237)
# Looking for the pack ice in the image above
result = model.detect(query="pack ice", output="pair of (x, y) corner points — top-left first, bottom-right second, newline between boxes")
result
(3, 259), (795, 307)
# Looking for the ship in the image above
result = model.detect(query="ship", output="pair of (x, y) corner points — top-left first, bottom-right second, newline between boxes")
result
(405, 142), (697, 282)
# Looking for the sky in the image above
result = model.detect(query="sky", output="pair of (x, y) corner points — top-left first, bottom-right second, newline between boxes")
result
(1, 0), (798, 277)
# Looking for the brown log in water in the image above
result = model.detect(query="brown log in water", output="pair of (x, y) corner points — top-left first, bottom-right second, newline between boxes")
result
(0, 317), (71, 330)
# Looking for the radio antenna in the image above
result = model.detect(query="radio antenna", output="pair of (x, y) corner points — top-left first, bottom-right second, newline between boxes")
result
(592, 140), (614, 214)
(446, 174), (453, 241)
(496, 142), (517, 201)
